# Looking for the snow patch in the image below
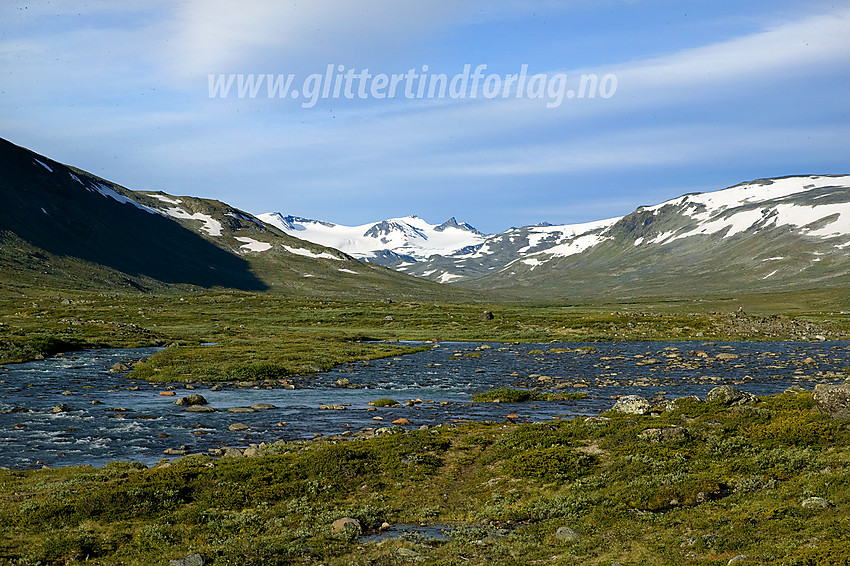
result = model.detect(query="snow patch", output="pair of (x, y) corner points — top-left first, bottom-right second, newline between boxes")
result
(762, 270), (778, 280)
(437, 272), (463, 283)
(234, 237), (272, 252)
(282, 245), (341, 260)
(162, 207), (223, 235)
(338, 268), (359, 274)
(149, 194), (183, 206)
(68, 172), (83, 184)
(33, 158), (52, 172)
(94, 184), (159, 215)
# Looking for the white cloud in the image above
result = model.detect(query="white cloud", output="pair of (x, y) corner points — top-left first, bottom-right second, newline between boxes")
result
(163, 0), (464, 79)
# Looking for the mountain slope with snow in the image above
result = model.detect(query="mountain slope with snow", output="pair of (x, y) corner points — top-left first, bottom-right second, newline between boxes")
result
(261, 175), (850, 299)
(476, 174), (850, 298)
(258, 213), (486, 264)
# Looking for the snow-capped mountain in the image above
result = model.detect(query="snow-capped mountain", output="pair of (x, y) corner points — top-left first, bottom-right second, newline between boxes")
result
(257, 213), (486, 278)
(477, 174), (850, 297)
(260, 175), (850, 298)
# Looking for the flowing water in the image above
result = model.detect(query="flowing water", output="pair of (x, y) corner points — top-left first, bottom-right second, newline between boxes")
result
(0, 341), (847, 469)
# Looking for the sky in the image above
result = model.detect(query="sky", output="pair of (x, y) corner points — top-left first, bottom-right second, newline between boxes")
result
(1, 0), (848, 234)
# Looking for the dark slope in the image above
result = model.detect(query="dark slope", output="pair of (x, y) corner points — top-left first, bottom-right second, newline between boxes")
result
(0, 138), (266, 290)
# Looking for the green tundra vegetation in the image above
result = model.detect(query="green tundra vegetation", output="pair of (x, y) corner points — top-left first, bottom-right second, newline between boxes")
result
(2, 287), (849, 379)
(1, 285), (849, 564)
(0, 391), (847, 565)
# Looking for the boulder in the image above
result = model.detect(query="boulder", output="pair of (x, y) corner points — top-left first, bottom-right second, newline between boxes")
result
(392, 417), (412, 426)
(801, 496), (831, 509)
(174, 394), (208, 406)
(705, 385), (758, 406)
(228, 423), (249, 431)
(812, 382), (850, 421)
(163, 446), (189, 456)
(555, 526), (582, 541)
(480, 310), (495, 321)
(611, 395), (650, 415)
(169, 554), (205, 566)
(109, 361), (132, 374)
(331, 517), (361, 534)
(184, 405), (215, 413)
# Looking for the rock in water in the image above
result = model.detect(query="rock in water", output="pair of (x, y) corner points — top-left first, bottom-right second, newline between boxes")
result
(174, 394), (208, 406)
(184, 405), (215, 413)
(611, 395), (650, 415)
(109, 361), (132, 374)
(52, 403), (70, 414)
(705, 385), (758, 406)
(813, 382), (850, 421)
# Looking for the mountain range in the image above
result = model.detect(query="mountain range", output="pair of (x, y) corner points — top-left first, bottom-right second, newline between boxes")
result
(2, 136), (847, 300)
(260, 175), (850, 298)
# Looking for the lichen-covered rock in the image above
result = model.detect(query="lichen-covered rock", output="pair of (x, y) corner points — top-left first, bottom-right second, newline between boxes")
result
(801, 496), (831, 509)
(812, 382), (850, 421)
(169, 554), (205, 566)
(705, 385), (758, 406)
(555, 526), (582, 541)
(611, 395), (650, 415)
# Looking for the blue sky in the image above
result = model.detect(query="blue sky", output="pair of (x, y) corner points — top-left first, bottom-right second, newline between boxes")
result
(1, 1), (848, 233)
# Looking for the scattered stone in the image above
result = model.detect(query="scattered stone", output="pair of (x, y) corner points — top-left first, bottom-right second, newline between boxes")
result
(184, 406), (215, 413)
(227, 407), (256, 413)
(715, 353), (739, 361)
(228, 423), (249, 431)
(611, 395), (650, 415)
(392, 418), (412, 426)
(169, 554), (206, 566)
(109, 361), (132, 374)
(555, 526), (582, 542)
(801, 496), (831, 509)
(813, 382), (850, 421)
(61, 390), (73, 396)
(163, 446), (189, 456)
(52, 403), (70, 414)
(480, 310), (495, 321)
(336, 378), (350, 387)
(380, 522), (391, 531)
(210, 384), (223, 391)
(705, 385), (758, 406)
(331, 517), (361, 534)
(251, 403), (277, 410)
(319, 404), (346, 410)
(174, 394), (208, 406)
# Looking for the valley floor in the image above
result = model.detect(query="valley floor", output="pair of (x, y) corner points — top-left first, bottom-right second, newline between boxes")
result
(1, 289), (849, 564)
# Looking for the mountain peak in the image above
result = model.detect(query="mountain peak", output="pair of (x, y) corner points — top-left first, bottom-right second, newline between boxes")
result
(435, 217), (483, 235)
